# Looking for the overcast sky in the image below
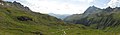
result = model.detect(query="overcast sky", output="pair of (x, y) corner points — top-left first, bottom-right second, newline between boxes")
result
(4, 0), (120, 14)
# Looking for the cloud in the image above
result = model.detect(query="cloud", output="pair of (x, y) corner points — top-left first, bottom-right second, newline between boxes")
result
(5, 0), (120, 14)
(3, 0), (95, 14)
(9, 0), (92, 14)
(90, 0), (111, 8)
(108, 0), (120, 8)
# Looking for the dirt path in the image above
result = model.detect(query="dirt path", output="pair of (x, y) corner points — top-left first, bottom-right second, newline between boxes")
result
(51, 28), (72, 35)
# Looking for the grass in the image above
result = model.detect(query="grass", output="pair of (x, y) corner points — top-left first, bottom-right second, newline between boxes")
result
(0, 1), (120, 35)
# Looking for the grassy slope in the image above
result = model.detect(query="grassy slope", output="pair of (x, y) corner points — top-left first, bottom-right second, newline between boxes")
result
(0, 1), (118, 35)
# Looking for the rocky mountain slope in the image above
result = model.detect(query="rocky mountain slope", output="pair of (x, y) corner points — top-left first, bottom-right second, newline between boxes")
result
(64, 6), (120, 31)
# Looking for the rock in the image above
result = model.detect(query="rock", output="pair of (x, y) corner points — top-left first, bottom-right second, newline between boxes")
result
(5, 10), (11, 14)
(17, 16), (32, 21)
(31, 31), (43, 35)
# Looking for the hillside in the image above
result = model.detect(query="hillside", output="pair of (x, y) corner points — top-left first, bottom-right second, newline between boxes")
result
(64, 6), (120, 32)
(0, 1), (119, 35)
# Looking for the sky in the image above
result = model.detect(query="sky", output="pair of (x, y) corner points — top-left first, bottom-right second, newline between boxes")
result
(3, 0), (120, 14)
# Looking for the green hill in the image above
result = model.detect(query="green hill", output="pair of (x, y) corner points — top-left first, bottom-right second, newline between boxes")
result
(0, 1), (119, 35)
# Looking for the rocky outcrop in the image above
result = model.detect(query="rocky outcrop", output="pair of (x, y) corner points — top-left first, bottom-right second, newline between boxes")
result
(12, 1), (31, 11)
(17, 16), (32, 21)
(31, 31), (43, 35)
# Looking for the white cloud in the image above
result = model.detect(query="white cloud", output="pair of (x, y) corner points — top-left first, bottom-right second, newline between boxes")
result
(14, 0), (91, 14)
(78, 0), (94, 3)
(4, 0), (94, 14)
(87, 0), (94, 3)
(5, 0), (120, 14)
(108, 0), (120, 8)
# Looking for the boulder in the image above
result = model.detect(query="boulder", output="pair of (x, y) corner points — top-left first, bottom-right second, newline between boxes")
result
(17, 16), (32, 21)
(31, 31), (43, 35)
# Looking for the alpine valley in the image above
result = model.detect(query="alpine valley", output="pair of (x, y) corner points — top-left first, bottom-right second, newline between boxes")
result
(0, 0), (120, 35)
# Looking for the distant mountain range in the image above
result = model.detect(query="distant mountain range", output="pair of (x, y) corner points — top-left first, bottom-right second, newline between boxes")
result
(48, 13), (71, 20)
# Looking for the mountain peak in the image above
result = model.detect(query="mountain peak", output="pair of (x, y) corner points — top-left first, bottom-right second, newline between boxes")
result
(103, 6), (114, 12)
(83, 6), (101, 15)
(90, 5), (97, 8)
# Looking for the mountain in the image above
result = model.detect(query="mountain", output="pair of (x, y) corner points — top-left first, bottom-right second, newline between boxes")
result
(64, 6), (102, 23)
(64, 6), (120, 31)
(83, 6), (102, 15)
(48, 13), (70, 20)
(0, 1), (119, 35)
(0, 1), (67, 35)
